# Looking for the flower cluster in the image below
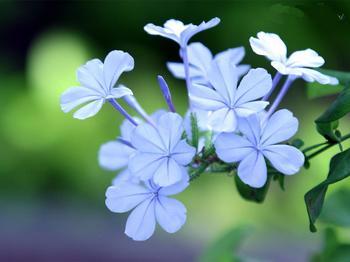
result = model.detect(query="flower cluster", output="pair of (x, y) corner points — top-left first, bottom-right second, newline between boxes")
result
(61, 18), (338, 241)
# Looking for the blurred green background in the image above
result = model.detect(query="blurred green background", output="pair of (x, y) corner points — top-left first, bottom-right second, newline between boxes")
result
(1, 0), (350, 261)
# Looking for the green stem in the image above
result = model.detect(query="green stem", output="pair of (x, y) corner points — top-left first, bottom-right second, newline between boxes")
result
(190, 162), (210, 181)
(306, 133), (350, 160)
(302, 141), (329, 153)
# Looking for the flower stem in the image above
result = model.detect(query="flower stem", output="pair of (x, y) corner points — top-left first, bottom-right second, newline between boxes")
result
(108, 99), (138, 126)
(263, 72), (282, 101)
(302, 141), (329, 154)
(266, 75), (295, 117)
(305, 133), (350, 160)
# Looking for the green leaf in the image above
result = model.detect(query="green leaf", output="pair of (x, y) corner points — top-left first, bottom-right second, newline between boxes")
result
(199, 225), (252, 262)
(320, 189), (350, 227)
(291, 138), (304, 149)
(234, 175), (271, 203)
(307, 69), (350, 99)
(315, 87), (350, 142)
(305, 148), (350, 232)
(190, 112), (199, 150)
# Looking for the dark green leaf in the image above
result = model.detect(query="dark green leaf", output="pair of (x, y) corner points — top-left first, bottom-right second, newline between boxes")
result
(190, 112), (199, 150)
(305, 149), (350, 232)
(235, 175), (271, 203)
(320, 189), (350, 227)
(315, 87), (350, 142)
(199, 225), (252, 262)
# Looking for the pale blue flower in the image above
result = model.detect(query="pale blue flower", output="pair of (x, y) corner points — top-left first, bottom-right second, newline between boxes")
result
(189, 56), (272, 133)
(167, 42), (250, 84)
(250, 32), (339, 85)
(60, 50), (134, 120)
(106, 177), (189, 241)
(129, 112), (196, 187)
(215, 109), (305, 188)
(144, 18), (220, 47)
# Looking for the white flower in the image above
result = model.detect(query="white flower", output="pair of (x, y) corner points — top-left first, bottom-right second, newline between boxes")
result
(144, 18), (220, 47)
(60, 50), (134, 120)
(249, 32), (339, 85)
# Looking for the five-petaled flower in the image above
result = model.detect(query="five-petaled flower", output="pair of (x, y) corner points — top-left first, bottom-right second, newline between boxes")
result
(215, 109), (305, 188)
(189, 57), (272, 132)
(144, 18), (220, 48)
(60, 50), (134, 119)
(129, 112), (196, 187)
(106, 177), (188, 241)
(167, 42), (250, 85)
(249, 32), (339, 85)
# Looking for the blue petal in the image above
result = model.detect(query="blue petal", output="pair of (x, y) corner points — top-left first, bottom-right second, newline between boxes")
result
(120, 118), (140, 141)
(215, 46), (245, 65)
(129, 152), (164, 181)
(235, 101), (269, 118)
(60, 86), (100, 113)
(144, 22), (180, 44)
(158, 173), (189, 196)
(155, 196), (187, 233)
(76, 59), (105, 94)
(167, 62), (203, 80)
(125, 198), (156, 241)
(107, 86), (133, 99)
(157, 112), (184, 151)
(103, 50), (134, 91)
(105, 182), (151, 213)
(208, 108), (237, 132)
(73, 99), (104, 120)
(98, 141), (134, 170)
(263, 145), (304, 175)
(234, 68), (272, 105)
(237, 151), (267, 188)
(260, 109), (298, 146)
(153, 158), (184, 187)
(171, 140), (196, 165)
(208, 58), (238, 105)
(187, 42), (212, 73)
(189, 84), (225, 110)
(112, 169), (139, 186)
(238, 115), (261, 145)
(215, 133), (254, 163)
(131, 123), (165, 153)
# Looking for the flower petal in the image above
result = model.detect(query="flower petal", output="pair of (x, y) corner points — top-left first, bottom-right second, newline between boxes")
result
(156, 196), (187, 233)
(299, 68), (339, 85)
(215, 46), (245, 65)
(187, 42), (213, 73)
(144, 22), (180, 44)
(105, 182), (151, 213)
(237, 151), (267, 188)
(103, 50), (134, 91)
(60, 86), (101, 113)
(73, 98), (104, 120)
(287, 49), (324, 68)
(131, 122), (165, 153)
(157, 112), (185, 151)
(98, 141), (134, 170)
(171, 140), (196, 165)
(261, 109), (298, 145)
(234, 68), (272, 105)
(235, 101), (269, 117)
(238, 114), (261, 145)
(215, 133), (254, 163)
(76, 59), (105, 93)
(153, 158), (184, 187)
(208, 108), (237, 132)
(189, 84), (226, 110)
(249, 32), (287, 62)
(112, 169), (139, 186)
(263, 145), (304, 175)
(129, 152), (164, 181)
(107, 86), (133, 99)
(125, 198), (156, 241)
(208, 56), (238, 104)
(159, 172), (189, 196)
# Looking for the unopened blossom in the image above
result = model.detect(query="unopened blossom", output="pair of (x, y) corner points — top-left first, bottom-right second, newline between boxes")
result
(144, 18), (220, 47)
(106, 177), (189, 241)
(129, 112), (196, 187)
(249, 32), (338, 85)
(167, 42), (250, 85)
(60, 50), (134, 120)
(189, 57), (272, 132)
(215, 109), (305, 188)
